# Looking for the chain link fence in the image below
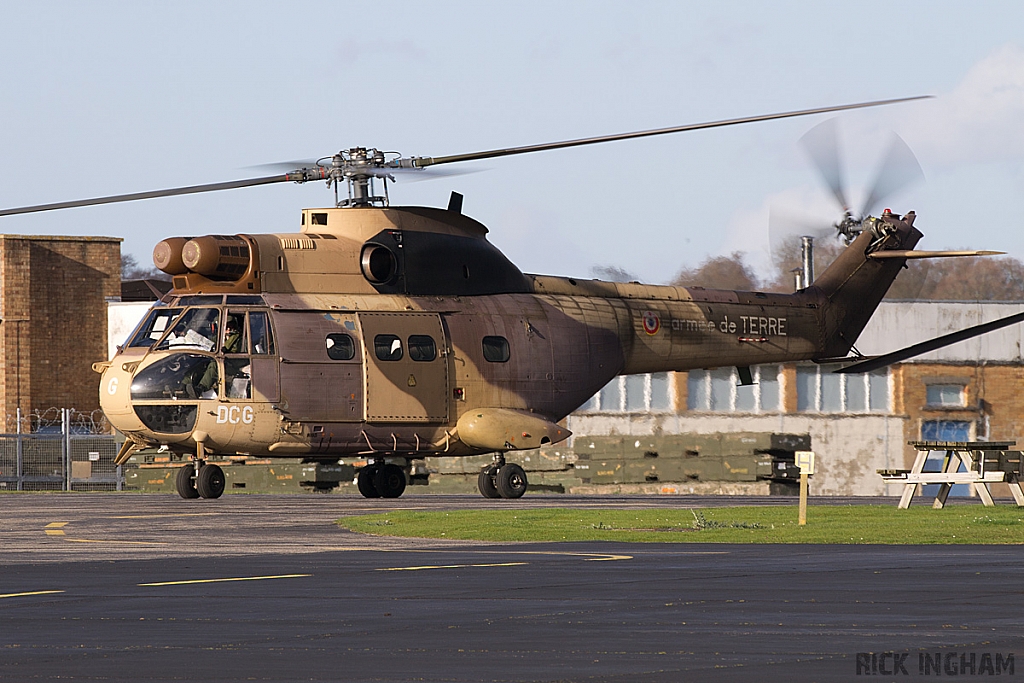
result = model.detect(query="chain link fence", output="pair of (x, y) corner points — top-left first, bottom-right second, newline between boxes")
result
(0, 409), (124, 491)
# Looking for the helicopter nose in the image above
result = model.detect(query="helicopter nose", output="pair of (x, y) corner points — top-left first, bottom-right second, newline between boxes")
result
(99, 364), (147, 432)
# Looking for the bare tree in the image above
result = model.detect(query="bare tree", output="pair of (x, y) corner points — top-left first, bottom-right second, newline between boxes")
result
(763, 237), (846, 293)
(591, 265), (638, 283)
(121, 253), (170, 281)
(886, 254), (1024, 301)
(673, 251), (761, 291)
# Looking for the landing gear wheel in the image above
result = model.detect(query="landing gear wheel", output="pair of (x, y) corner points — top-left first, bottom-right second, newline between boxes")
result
(196, 464), (225, 499)
(477, 465), (500, 499)
(357, 466), (381, 498)
(175, 463), (199, 499)
(496, 463), (528, 499)
(374, 464), (407, 499)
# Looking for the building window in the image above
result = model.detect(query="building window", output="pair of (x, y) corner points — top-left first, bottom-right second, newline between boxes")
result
(921, 419), (972, 441)
(796, 365), (889, 413)
(926, 384), (966, 408)
(686, 365), (781, 413)
(578, 373), (673, 413)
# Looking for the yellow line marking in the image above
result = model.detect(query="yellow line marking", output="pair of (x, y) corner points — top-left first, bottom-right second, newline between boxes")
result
(44, 530), (66, 536)
(67, 539), (170, 546)
(139, 574), (311, 587)
(0, 590), (65, 599)
(45, 522), (69, 528)
(377, 562), (529, 572)
(110, 513), (221, 519)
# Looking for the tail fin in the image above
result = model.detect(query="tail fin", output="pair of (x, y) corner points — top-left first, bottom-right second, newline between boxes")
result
(810, 212), (922, 358)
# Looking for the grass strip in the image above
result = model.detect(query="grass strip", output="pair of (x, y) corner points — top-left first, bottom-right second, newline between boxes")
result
(337, 505), (1024, 544)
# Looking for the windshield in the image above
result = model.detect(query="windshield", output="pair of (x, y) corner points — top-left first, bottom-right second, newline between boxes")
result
(131, 353), (219, 400)
(156, 308), (221, 352)
(128, 308), (183, 348)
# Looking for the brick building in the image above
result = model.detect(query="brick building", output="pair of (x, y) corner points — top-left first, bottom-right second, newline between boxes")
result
(0, 235), (122, 431)
(571, 302), (1024, 496)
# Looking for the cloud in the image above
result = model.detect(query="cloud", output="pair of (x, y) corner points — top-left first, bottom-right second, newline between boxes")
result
(902, 44), (1024, 165)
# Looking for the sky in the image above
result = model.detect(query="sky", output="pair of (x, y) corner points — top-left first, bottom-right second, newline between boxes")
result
(2, 1), (1024, 285)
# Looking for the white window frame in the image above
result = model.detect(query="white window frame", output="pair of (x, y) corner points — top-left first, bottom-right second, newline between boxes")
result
(687, 365), (782, 413)
(796, 365), (891, 413)
(924, 383), (967, 408)
(582, 373), (674, 413)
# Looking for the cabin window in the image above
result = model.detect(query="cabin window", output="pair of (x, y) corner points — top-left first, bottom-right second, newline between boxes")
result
(408, 335), (437, 362)
(249, 311), (275, 355)
(156, 308), (221, 352)
(579, 373), (674, 413)
(482, 336), (510, 363)
(128, 308), (182, 348)
(686, 366), (781, 413)
(326, 333), (355, 361)
(795, 365), (890, 413)
(374, 334), (403, 361)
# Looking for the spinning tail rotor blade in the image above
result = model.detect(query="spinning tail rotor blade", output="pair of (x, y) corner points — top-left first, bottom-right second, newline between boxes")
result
(767, 206), (835, 264)
(860, 132), (924, 217)
(800, 118), (849, 213)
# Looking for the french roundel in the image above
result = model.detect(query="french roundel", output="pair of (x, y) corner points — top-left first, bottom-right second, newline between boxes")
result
(642, 311), (661, 335)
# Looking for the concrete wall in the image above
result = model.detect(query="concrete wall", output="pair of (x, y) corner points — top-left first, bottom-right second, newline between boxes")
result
(107, 301), (155, 360)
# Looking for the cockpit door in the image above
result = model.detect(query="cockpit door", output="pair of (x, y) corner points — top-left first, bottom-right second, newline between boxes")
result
(359, 312), (448, 422)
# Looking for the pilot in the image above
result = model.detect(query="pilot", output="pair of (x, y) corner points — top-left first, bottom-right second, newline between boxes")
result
(223, 318), (245, 354)
(185, 357), (219, 399)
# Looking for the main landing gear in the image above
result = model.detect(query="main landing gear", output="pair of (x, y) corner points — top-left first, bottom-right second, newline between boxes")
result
(477, 454), (528, 499)
(175, 460), (225, 500)
(356, 460), (407, 499)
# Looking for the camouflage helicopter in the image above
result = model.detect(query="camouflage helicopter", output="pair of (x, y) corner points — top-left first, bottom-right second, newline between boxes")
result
(3, 95), (1010, 501)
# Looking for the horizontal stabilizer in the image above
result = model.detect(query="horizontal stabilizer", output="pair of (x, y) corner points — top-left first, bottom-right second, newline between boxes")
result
(836, 310), (1024, 373)
(867, 250), (1004, 260)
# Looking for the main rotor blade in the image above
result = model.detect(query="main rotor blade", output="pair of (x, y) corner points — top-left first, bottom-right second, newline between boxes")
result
(414, 96), (932, 168)
(800, 118), (849, 212)
(0, 174), (298, 217)
(860, 132), (924, 217)
(835, 310), (1024, 374)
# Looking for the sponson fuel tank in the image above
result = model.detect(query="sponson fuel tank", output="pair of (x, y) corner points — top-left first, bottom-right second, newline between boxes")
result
(153, 207), (531, 297)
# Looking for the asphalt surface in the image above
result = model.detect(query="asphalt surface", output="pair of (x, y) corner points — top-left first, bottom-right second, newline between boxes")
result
(2, 494), (1022, 682)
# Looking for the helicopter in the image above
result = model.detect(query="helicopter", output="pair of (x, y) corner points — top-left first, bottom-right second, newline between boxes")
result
(2, 95), (1009, 501)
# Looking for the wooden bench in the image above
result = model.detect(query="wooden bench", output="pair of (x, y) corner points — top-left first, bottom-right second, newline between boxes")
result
(878, 441), (1024, 509)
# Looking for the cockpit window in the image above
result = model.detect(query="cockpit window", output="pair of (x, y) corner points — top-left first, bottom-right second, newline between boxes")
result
(131, 353), (219, 400)
(249, 311), (275, 355)
(223, 312), (248, 354)
(156, 308), (221, 352)
(128, 308), (183, 348)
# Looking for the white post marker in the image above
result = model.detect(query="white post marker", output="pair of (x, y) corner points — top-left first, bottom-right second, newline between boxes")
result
(795, 451), (815, 526)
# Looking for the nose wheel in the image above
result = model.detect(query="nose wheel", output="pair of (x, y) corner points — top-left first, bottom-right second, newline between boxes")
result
(175, 460), (225, 500)
(477, 456), (528, 499)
